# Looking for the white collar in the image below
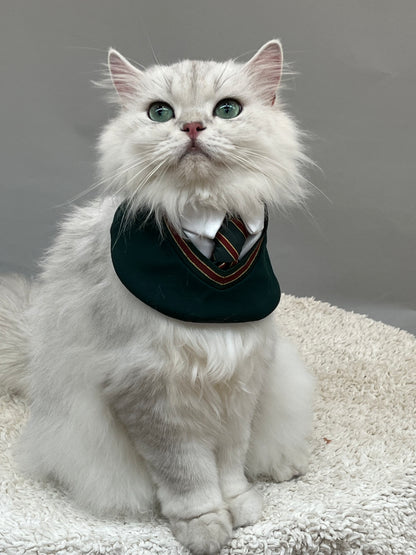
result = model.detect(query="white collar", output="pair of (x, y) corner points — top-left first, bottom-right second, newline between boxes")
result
(179, 204), (264, 239)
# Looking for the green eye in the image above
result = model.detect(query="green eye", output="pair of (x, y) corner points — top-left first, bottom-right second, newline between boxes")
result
(214, 98), (242, 119)
(148, 102), (175, 122)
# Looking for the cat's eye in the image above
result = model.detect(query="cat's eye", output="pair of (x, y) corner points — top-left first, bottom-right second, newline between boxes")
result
(148, 102), (175, 123)
(213, 98), (242, 119)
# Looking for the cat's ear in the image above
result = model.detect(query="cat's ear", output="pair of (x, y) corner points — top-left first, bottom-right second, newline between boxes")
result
(108, 48), (143, 105)
(244, 40), (283, 105)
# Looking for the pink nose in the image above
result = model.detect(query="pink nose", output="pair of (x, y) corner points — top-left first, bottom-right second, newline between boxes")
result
(181, 121), (206, 140)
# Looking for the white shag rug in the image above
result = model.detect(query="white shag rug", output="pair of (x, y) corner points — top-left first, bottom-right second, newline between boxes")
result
(0, 295), (415, 554)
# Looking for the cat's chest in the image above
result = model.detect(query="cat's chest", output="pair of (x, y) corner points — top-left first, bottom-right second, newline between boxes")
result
(124, 299), (274, 382)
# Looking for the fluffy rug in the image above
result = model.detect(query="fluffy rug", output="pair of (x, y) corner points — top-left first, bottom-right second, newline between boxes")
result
(0, 295), (415, 554)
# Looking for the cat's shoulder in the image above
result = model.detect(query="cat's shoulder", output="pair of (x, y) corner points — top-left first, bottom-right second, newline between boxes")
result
(59, 196), (120, 237)
(42, 196), (120, 271)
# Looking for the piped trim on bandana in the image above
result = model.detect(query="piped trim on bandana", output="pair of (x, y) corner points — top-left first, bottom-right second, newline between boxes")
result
(165, 220), (264, 286)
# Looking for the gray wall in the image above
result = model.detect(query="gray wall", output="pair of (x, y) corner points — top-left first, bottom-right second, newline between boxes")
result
(1, 0), (415, 335)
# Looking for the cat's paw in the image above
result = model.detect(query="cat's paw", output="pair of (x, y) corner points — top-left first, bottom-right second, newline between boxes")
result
(171, 508), (232, 555)
(247, 438), (311, 483)
(227, 487), (263, 528)
(268, 449), (309, 482)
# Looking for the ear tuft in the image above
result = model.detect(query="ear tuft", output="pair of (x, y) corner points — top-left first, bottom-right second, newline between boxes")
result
(244, 40), (283, 105)
(108, 48), (143, 105)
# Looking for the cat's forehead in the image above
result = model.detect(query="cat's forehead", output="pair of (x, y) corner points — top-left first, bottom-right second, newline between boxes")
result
(144, 60), (244, 103)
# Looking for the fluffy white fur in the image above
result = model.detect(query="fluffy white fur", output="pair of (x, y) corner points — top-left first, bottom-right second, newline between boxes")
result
(0, 40), (314, 554)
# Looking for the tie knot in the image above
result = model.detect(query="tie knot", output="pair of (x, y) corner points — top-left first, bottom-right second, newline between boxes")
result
(212, 216), (249, 268)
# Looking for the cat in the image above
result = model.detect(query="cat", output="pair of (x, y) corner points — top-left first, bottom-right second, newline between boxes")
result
(0, 40), (314, 554)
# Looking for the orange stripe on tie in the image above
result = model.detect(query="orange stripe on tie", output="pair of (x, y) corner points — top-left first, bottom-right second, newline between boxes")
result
(215, 231), (239, 262)
(230, 218), (249, 238)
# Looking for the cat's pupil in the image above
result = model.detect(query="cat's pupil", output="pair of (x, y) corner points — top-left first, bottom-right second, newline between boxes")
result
(148, 102), (174, 122)
(214, 98), (242, 119)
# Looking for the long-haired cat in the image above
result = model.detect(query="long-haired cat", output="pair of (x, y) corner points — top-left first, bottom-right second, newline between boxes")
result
(0, 40), (314, 554)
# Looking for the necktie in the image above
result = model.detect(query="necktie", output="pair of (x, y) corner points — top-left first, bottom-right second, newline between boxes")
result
(212, 217), (249, 268)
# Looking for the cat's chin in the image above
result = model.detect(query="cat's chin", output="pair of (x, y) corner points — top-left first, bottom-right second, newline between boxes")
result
(176, 151), (217, 181)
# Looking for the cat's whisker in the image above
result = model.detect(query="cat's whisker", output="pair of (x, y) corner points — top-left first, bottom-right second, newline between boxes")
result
(226, 152), (265, 176)
(133, 159), (168, 194)
(112, 155), (166, 193)
(214, 63), (238, 91)
(240, 145), (314, 176)
(94, 158), (161, 214)
(238, 150), (331, 206)
(102, 160), (150, 189)
(121, 158), (170, 217)
(55, 159), (149, 208)
(301, 178), (332, 204)
(236, 148), (298, 177)
(238, 147), (289, 171)
(239, 148), (330, 203)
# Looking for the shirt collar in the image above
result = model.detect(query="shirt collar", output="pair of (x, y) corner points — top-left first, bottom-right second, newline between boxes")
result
(180, 204), (264, 239)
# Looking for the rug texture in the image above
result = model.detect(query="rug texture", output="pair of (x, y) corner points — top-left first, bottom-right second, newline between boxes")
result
(0, 295), (415, 554)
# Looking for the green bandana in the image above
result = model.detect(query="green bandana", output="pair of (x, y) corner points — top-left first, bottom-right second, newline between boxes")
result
(110, 204), (281, 323)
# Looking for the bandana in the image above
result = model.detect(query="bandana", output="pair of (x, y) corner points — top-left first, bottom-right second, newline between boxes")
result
(110, 204), (280, 323)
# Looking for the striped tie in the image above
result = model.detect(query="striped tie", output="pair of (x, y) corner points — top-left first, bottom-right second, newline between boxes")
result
(212, 216), (249, 269)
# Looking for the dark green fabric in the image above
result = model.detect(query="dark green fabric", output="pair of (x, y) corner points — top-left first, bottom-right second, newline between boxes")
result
(110, 204), (281, 323)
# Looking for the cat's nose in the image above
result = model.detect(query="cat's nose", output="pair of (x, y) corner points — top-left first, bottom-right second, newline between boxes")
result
(181, 122), (206, 140)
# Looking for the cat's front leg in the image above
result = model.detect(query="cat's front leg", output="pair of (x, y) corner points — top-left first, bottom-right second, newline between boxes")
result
(108, 386), (232, 554)
(160, 441), (232, 555)
(216, 388), (264, 529)
(246, 336), (314, 482)
(217, 436), (263, 529)
(139, 434), (232, 554)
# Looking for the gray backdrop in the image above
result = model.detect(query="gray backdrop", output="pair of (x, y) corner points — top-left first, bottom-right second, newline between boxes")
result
(1, 0), (415, 335)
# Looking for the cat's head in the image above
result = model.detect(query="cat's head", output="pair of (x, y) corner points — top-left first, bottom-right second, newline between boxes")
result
(98, 40), (308, 226)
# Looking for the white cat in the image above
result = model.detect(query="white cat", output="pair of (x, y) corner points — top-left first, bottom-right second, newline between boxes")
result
(0, 40), (314, 554)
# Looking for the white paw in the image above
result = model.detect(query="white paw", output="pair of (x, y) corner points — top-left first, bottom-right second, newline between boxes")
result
(227, 487), (263, 528)
(171, 508), (232, 554)
(268, 449), (310, 482)
(247, 437), (311, 483)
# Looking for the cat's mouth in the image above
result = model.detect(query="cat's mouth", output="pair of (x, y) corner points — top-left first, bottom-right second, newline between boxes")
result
(179, 142), (211, 162)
